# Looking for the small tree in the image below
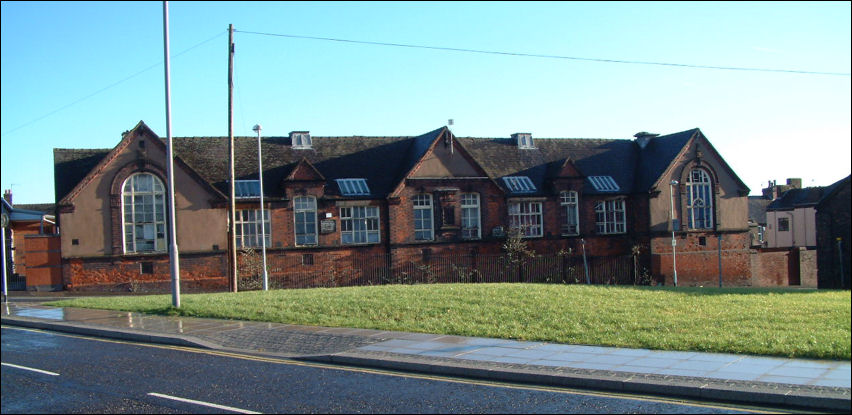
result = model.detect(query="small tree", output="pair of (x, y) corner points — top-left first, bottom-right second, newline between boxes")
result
(502, 225), (536, 282)
(238, 248), (263, 291)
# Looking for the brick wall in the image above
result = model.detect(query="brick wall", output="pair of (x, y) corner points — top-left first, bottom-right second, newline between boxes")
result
(651, 232), (753, 286)
(24, 234), (62, 291)
(747, 247), (818, 287)
(63, 252), (228, 292)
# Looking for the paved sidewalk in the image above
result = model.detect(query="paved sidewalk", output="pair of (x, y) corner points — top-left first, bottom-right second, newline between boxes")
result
(2, 301), (849, 411)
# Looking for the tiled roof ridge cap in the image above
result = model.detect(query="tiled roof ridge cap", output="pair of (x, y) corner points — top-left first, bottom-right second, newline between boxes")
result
(458, 136), (626, 141)
(168, 135), (416, 140)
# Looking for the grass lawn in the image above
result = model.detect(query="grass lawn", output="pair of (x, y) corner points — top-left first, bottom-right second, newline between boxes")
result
(46, 284), (851, 360)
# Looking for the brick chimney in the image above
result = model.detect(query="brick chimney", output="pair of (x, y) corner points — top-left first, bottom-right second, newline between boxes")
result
(3, 189), (11, 205)
(786, 178), (802, 189)
(634, 132), (659, 149)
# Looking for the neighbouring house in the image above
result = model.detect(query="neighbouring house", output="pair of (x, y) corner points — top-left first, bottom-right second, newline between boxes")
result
(1, 191), (60, 291)
(815, 175), (851, 289)
(53, 121), (757, 291)
(748, 179), (806, 247)
(765, 184), (824, 249)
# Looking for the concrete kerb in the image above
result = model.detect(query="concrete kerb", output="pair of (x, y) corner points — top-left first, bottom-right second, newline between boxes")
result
(317, 351), (851, 412)
(3, 315), (849, 412)
(1, 315), (219, 350)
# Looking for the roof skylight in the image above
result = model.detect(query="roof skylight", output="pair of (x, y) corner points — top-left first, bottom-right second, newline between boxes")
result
(589, 176), (620, 192)
(502, 176), (537, 193)
(336, 178), (370, 196)
(235, 180), (261, 198)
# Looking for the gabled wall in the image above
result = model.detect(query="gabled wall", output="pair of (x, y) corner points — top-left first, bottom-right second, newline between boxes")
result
(59, 130), (226, 258)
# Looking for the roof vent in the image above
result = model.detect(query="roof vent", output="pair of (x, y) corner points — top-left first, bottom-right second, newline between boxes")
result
(290, 131), (312, 149)
(512, 133), (534, 149)
(633, 131), (659, 149)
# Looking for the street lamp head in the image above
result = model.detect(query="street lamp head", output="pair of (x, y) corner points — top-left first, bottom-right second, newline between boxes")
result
(252, 124), (262, 134)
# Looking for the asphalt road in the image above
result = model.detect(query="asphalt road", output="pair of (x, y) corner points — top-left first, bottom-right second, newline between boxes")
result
(1, 327), (778, 414)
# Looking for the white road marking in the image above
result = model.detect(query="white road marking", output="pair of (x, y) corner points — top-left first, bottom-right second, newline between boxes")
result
(1, 362), (60, 376)
(147, 392), (261, 414)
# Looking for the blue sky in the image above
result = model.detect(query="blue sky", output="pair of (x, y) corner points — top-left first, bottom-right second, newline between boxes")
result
(2, 1), (850, 204)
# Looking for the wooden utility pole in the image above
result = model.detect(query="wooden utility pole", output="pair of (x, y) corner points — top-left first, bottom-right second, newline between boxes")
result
(227, 24), (238, 292)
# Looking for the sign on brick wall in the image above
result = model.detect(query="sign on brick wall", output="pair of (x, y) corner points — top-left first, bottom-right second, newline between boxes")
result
(320, 219), (336, 234)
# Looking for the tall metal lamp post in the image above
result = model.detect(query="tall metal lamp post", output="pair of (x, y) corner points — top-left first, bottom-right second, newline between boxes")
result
(669, 180), (679, 287)
(253, 124), (269, 291)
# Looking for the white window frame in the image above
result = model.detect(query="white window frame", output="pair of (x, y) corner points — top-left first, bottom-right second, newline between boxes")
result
(235, 208), (271, 248)
(460, 193), (481, 240)
(122, 173), (167, 253)
(294, 196), (317, 246)
(686, 169), (714, 229)
(595, 199), (626, 235)
(560, 191), (579, 236)
(508, 201), (543, 238)
(413, 194), (434, 241)
(340, 205), (380, 244)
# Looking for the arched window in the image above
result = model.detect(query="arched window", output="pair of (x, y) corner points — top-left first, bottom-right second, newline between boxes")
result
(122, 173), (166, 253)
(686, 168), (714, 229)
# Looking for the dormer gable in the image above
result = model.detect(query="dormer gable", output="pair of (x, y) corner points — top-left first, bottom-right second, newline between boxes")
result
(410, 129), (486, 179)
(555, 158), (582, 178)
(284, 157), (325, 183)
(390, 127), (496, 198)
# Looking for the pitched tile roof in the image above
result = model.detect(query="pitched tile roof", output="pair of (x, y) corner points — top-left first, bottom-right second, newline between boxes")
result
(168, 133), (423, 198)
(748, 196), (772, 224)
(767, 187), (827, 210)
(53, 148), (111, 203)
(457, 136), (645, 195)
(54, 123), (713, 203)
(13, 203), (56, 216)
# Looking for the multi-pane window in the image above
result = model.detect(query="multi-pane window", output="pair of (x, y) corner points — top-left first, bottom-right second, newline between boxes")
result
(686, 169), (714, 229)
(595, 199), (626, 234)
(413, 194), (434, 241)
(460, 193), (481, 240)
(235, 209), (270, 248)
(122, 173), (166, 253)
(294, 196), (317, 246)
(340, 206), (380, 244)
(508, 201), (543, 238)
(560, 191), (579, 235)
(778, 217), (790, 232)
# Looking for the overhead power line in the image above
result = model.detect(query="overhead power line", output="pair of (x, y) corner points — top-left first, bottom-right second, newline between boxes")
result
(236, 30), (851, 77)
(1, 30), (228, 138)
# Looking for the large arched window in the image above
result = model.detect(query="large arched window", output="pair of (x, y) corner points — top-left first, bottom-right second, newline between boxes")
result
(122, 173), (167, 253)
(686, 168), (714, 229)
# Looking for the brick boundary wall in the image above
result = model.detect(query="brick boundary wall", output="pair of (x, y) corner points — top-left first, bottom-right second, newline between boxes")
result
(63, 251), (229, 292)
